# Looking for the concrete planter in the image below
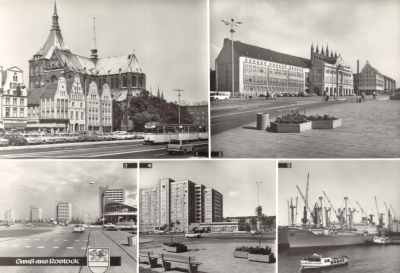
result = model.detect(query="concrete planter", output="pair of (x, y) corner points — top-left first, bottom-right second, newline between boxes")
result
(248, 253), (274, 263)
(270, 121), (312, 133)
(311, 118), (342, 129)
(163, 245), (188, 253)
(233, 250), (249, 259)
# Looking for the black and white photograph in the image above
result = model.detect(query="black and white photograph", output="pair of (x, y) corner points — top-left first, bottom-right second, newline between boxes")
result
(138, 160), (276, 273)
(210, 0), (400, 158)
(0, 160), (137, 272)
(0, 0), (209, 159)
(278, 160), (400, 272)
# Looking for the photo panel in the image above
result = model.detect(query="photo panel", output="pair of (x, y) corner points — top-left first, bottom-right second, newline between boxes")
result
(278, 160), (400, 272)
(0, 160), (138, 272)
(138, 160), (276, 273)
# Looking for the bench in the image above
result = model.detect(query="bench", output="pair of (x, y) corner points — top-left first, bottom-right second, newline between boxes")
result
(159, 253), (202, 273)
(138, 250), (158, 268)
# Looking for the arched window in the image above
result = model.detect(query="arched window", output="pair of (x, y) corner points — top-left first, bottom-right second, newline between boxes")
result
(51, 75), (57, 83)
(123, 77), (127, 87)
(139, 77), (143, 87)
(35, 65), (39, 75)
(111, 78), (114, 88)
(132, 76), (136, 87)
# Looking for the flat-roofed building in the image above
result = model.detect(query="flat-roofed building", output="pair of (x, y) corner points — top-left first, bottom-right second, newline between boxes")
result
(56, 201), (72, 222)
(30, 206), (43, 222)
(5, 210), (15, 223)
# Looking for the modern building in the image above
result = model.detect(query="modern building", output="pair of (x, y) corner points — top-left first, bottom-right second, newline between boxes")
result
(103, 199), (137, 224)
(355, 61), (396, 95)
(28, 3), (146, 131)
(0, 66), (28, 131)
(5, 210), (16, 223)
(186, 104), (208, 127)
(139, 178), (223, 232)
(30, 206), (43, 222)
(98, 186), (125, 217)
(56, 202), (72, 222)
(215, 39), (354, 97)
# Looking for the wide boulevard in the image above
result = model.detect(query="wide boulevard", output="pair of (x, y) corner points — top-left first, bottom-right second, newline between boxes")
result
(211, 96), (351, 136)
(0, 140), (208, 159)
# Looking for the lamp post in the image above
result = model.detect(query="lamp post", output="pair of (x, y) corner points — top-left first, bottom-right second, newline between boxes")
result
(173, 89), (185, 124)
(256, 182), (262, 207)
(89, 182), (107, 226)
(118, 216), (123, 230)
(74, 204), (81, 224)
(222, 19), (243, 98)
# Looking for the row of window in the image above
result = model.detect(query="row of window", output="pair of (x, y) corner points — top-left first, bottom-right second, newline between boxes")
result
(244, 75), (304, 86)
(244, 58), (304, 71)
(4, 108), (24, 118)
(244, 86), (304, 93)
(4, 98), (24, 106)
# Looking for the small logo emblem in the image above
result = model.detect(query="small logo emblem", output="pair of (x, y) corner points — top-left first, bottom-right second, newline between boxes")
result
(87, 247), (110, 273)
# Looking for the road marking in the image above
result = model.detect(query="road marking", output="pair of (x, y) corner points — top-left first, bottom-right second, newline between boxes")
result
(81, 247), (87, 249)
(75, 240), (80, 241)
(212, 104), (301, 118)
(34, 239), (39, 240)
(25, 239), (30, 240)
(38, 246), (44, 248)
(64, 240), (68, 241)
(53, 247), (59, 249)
(277, 108), (298, 112)
(25, 246), (31, 248)
(16, 239), (21, 240)
(67, 247), (74, 249)
(153, 153), (168, 156)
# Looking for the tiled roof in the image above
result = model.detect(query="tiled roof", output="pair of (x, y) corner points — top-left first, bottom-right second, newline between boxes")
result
(65, 77), (75, 95)
(223, 39), (311, 69)
(39, 83), (58, 99)
(27, 88), (46, 105)
(1, 71), (7, 85)
(96, 54), (142, 75)
(55, 50), (96, 74)
(40, 30), (70, 59)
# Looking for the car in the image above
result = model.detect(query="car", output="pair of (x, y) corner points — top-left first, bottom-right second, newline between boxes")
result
(185, 232), (201, 238)
(258, 93), (266, 97)
(210, 92), (230, 101)
(312, 94), (318, 97)
(103, 223), (116, 228)
(73, 224), (84, 233)
(167, 139), (194, 155)
(3, 134), (28, 146)
(135, 132), (145, 139)
(39, 134), (55, 144)
(0, 136), (9, 146)
(250, 230), (262, 235)
(390, 90), (400, 100)
(21, 134), (38, 144)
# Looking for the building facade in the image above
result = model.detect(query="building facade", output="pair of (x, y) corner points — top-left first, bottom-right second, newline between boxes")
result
(139, 178), (223, 232)
(28, 3), (146, 131)
(215, 39), (355, 97)
(0, 66), (28, 131)
(98, 186), (125, 218)
(5, 210), (16, 223)
(186, 104), (208, 127)
(68, 75), (85, 132)
(357, 61), (396, 95)
(86, 81), (100, 131)
(100, 83), (113, 132)
(30, 206), (43, 222)
(56, 202), (72, 222)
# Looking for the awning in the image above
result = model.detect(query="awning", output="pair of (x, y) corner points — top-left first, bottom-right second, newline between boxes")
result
(4, 123), (27, 129)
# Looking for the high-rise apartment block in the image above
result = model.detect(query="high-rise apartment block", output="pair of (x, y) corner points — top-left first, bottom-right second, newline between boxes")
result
(140, 178), (223, 231)
(56, 202), (72, 222)
(5, 210), (16, 223)
(30, 206), (43, 222)
(99, 186), (125, 217)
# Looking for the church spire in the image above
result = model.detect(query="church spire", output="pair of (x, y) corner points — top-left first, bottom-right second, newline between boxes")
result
(51, 0), (60, 31)
(91, 16), (98, 59)
(161, 91), (164, 100)
(157, 86), (160, 98)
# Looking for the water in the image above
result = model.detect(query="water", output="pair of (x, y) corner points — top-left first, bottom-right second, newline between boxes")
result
(278, 245), (400, 273)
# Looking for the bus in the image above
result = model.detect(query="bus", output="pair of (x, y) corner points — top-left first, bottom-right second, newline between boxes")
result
(144, 122), (208, 144)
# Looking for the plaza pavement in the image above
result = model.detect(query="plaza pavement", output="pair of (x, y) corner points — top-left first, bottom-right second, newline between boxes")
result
(211, 98), (400, 158)
(139, 242), (276, 273)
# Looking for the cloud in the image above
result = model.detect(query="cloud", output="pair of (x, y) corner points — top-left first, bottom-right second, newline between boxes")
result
(127, 193), (137, 199)
(228, 191), (240, 197)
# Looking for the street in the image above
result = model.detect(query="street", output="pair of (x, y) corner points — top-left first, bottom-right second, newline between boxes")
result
(211, 96), (350, 136)
(0, 140), (208, 159)
(0, 223), (136, 273)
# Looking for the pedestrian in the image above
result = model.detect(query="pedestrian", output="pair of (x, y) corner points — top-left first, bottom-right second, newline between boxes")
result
(324, 91), (329, 102)
(373, 91), (376, 99)
(271, 91), (275, 99)
(334, 91), (338, 101)
(361, 91), (366, 102)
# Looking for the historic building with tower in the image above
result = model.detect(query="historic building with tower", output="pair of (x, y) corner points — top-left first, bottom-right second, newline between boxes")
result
(215, 39), (355, 97)
(27, 2), (146, 131)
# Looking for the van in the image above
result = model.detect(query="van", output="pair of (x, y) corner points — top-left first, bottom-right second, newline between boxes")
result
(210, 92), (230, 101)
(167, 139), (194, 155)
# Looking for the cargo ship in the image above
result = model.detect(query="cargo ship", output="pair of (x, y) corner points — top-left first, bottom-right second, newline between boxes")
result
(286, 228), (374, 249)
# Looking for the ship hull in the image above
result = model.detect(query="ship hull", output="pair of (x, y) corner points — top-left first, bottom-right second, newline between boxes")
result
(287, 229), (373, 249)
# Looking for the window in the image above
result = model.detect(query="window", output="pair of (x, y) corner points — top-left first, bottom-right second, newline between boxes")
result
(132, 76), (136, 87)
(20, 99), (24, 106)
(13, 108), (17, 117)
(70, 111), (74, 120)
(13, 73), (17, 81)
(20, 109), (24, 117)
(81, 112), (84, 120)
(5, 108), (10, 117)
(123, 77), (127, 87)
(13, 98), (17, 105)
(51, 75), (57, 83)
(35, 65), (39, 75)
(111, 78), (114, 88)
(76, 112), (78, 120)
(116, 79), (119, 88)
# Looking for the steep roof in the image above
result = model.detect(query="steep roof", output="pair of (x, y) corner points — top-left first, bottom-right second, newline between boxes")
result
(223, 39), (311, 69)
(1, 71), (7, 85)
(55, 50), (96, 74)
(96, 54), (142, 75)
(39, 83), (58, 99)
(27, 88), (46, 105)
(64, 77), (75, 95)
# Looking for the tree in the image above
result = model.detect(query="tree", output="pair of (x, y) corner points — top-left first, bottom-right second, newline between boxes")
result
(250, 218), (258, 231)
(127, 93), (194, 131)
(238, 218), (247, 231)
(112, 100), (124, 131)
(256, 206), (263, 218)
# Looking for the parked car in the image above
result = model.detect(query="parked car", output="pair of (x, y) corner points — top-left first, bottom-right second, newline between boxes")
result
(167, 139), (194, 155)
(3, 134), (28, 146)
(73, 224), (84, 233)
(78, 131), (99, 141)
(390, 90), (400, 100)
(210, 92), (230, 101)
(39, 134), (55, 144)
(103, 223), (116, 228)
(135, 132), (145, 139)
(21, 134), (37, 144)
(185, 232), (201, 238)
(258, 93), (266, 97)
(0, 136), (9, 146)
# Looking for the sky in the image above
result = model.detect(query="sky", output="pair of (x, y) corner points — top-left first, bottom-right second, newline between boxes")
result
(278, 160), (400, 226)
(0, 0), (208, 104)
(139, 160), (276, 217)
(210, 0), (400, 84)
(0, 161), (137, 221)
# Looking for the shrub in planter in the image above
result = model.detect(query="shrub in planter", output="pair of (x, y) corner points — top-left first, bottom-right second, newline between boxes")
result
(307, 114), (342, 129)
(274, 113), (309, 124)
(307, 114), (337, 121)
(162, 242), (187, 253)
(233, 246), (250, 259)
(247, 246), (274, 263)
(271, 112), (311, 133)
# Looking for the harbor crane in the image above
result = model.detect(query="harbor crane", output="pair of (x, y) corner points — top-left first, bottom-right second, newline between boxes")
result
(384, 202), (391, 230)
(356, 201), (371, 223)
(375, 196), (384, 228)
(295, 197), (298, 225)
(390, 205), (398, 222)
(289, 198), (297, 226)
(296, 185), (315, 226)
(323, 191), (341, 226)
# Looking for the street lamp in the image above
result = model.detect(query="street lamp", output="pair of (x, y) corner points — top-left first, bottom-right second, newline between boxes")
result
(74, 204), (81, 224)
(256, 182), (262, 207)
(222, 19), (243, 98)
(173, 89), (185, 124)
(118, 216), (123, 230)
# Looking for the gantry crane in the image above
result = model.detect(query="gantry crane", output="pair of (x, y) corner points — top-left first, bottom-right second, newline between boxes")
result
(390, 205), (398, 222)
(375, 196), (384, 228)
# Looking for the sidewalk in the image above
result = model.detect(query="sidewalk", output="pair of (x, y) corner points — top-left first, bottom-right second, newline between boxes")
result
(211, 99), (400, 158)
(80, 230), (137, 273)
(139, 242), (275, 273)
